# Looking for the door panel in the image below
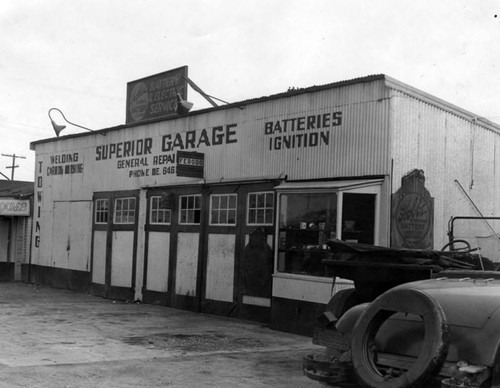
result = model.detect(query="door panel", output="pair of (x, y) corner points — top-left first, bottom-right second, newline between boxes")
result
(146, 232), (170, 292)
(241, 232), (274, 303)
(92, 231), (107, 285)
(175, 232), (199, 296)
(205, 233), (235, 302)
(52, 201), (92, 271)
(236, 184), (277, 322)
(146, 182), (277, 322)
(111, 231), (134, 287)
(91, 191), (138, 300)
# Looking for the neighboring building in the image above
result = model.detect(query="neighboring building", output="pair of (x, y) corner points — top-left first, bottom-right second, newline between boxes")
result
(0, 180), (33, 281)
(29, 74), (500, 335)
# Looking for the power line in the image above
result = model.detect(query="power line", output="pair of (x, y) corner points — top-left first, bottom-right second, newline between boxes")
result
(1, 153), (26, 180)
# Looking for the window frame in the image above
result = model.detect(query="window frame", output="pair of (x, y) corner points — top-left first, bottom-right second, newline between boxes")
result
(247, 191), (274, 226)
(113, 196), (137, 225)
(179, 194), (202, 225)
(275, 181), (381, 278)
(209, 193), (238, 226)
(149, 195), (172, 225)
(94, 198), (109, 225)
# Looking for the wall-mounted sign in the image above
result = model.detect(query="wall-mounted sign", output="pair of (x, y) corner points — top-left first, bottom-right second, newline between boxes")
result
(0, 199), (30, 216)
(391, 169), (434, 249)
(126, 66), (188, 124)
(176, 151), (204, 178)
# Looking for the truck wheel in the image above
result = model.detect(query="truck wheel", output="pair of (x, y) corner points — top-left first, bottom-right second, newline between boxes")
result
(350, 287), (449, 388)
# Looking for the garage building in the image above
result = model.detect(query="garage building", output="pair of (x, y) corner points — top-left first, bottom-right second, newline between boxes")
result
(29, 73), (500, 335)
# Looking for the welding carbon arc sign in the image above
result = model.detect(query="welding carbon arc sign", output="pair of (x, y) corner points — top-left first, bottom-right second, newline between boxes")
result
(176, 151), (204, 178)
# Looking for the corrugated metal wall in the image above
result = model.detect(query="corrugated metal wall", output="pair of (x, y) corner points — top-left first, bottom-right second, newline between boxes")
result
(234, 80), (392, 180)
(390, 89), (500, 250)
(34, 79), (393, 195)
(32, 78), (394, 272)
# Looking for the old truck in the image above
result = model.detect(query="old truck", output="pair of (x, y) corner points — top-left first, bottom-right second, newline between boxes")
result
(303, 239), (500, 388)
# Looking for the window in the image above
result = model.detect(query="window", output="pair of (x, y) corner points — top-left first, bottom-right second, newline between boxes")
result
(247, 192), (274, 225)
(179, 194), (201, 224)
(210, 194), (237, 225)
(277, 190), (376, 277)
(342, 193), (376, 245)
(114, 197), (136, 224)
(150, 196), (172, 224)
(94, 198), (109, 224)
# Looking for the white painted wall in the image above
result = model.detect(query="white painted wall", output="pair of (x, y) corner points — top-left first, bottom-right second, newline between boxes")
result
(91, 231), (106, 285)
(205, 234), (235, 302)
(30, 79), (392, 284)
(51, 201), (92, 271)
(273, 273), (353, 304)
(110, 231), (134, 287)
(175, 232), (198, 296)
(146, 232), (170, 292)
(390, 90), (500, 253)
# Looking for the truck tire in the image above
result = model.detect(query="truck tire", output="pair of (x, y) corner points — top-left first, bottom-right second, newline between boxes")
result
(350, 287), (449, 388)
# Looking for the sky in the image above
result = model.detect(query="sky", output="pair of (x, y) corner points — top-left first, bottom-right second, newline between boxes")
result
(1, 0), (499, 182)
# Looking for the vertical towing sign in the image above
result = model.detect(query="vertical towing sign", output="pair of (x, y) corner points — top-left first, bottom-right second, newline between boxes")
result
(176, 151), (204, 178)
(126, 66), (188, 124)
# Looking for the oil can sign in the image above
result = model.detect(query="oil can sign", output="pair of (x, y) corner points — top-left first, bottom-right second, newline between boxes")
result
(126, 66), (188, 124)
(176, 151), (204, 178)
(391, 169), (434, 249)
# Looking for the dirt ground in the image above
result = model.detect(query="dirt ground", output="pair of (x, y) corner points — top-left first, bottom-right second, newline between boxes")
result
(0, 282), (322, 387)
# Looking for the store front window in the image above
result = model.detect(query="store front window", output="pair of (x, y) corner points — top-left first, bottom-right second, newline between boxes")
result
(277, 187), (377, 277)
(342, 193), (375, 245)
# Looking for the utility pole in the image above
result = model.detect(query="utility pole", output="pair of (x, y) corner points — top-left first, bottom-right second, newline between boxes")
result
(2, 153), (26, 181)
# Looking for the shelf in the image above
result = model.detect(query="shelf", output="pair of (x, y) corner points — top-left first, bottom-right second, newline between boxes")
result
(278, 248), (331, 253)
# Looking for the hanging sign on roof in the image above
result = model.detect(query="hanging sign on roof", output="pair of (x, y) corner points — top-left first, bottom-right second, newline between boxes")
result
(126, 66), (188, 124)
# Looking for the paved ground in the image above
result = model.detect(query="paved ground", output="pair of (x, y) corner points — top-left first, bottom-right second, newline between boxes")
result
(0, 282), (322, 387)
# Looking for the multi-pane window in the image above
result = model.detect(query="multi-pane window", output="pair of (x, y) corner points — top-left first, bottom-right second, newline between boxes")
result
(247, 192), (274, 225)
(150, 196), (172, 224)
(210, 194), (237, 225)
(277, 190), (377, 277)
(94, 198), (109, 224)
(278, 192), (338, 277)
(114, 197), (136, 224)
(179, 194), (201, 224)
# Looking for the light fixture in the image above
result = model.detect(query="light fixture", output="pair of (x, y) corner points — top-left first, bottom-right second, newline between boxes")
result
(48, 108), (105, 137)
(175, 93), (194, 116)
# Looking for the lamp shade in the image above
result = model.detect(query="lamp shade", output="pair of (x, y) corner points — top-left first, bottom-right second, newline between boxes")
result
(51, 120), (66, 137)
(175, 93), (193, 115)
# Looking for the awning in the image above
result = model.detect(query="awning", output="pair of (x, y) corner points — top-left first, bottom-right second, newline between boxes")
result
(275, 178), (384, 192)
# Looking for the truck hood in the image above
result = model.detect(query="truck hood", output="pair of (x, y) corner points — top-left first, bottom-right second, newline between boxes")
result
(397, 277), (500, 329)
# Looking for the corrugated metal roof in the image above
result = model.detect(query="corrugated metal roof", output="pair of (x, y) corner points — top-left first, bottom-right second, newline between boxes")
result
(0, 180), (34, 198)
